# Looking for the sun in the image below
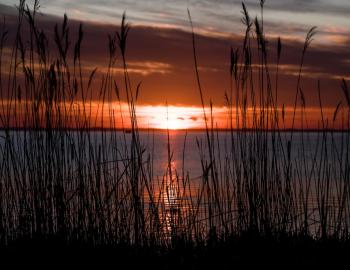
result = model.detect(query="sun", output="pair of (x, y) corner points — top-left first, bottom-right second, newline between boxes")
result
(164, 117), (183, 130)
(153, 107), (187, 130)
(137, 105), (203, 130)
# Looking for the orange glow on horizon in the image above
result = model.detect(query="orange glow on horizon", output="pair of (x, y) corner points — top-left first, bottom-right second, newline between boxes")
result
(0, 100), (345, 130)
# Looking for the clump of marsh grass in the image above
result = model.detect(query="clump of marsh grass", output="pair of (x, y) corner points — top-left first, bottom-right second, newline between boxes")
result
(0, 0), (349, 255)
(187, 2), (350, 242)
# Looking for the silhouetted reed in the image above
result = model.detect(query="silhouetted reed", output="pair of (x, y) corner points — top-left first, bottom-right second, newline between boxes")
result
(0, 1), (350, 257)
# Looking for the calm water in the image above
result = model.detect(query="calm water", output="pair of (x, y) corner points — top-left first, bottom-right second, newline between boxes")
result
(0, 130), (346, 180)
(1, 130), (348, 235)
(116, 130), (346, 179)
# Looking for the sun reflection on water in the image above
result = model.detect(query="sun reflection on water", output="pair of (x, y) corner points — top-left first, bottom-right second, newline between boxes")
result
(162, 160), (182, 236)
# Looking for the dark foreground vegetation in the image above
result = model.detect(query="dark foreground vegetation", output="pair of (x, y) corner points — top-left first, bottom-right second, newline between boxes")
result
(2, 235), (350, 268)
(1, 0), (350, 267)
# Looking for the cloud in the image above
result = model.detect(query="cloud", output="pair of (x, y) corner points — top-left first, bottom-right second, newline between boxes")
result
(86, 61), (173, 76)
(0, 3), (349, 109)
(234, 0), (350, 17)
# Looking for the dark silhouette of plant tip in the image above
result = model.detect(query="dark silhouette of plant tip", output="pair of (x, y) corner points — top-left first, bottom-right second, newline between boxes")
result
(117, 12), (130, 58)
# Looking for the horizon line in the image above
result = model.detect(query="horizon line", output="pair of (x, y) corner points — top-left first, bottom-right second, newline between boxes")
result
(1, 127), (349, 133)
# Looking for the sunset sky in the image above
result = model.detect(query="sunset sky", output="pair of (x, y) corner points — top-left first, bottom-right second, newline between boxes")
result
(0, 0), (349, 129)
